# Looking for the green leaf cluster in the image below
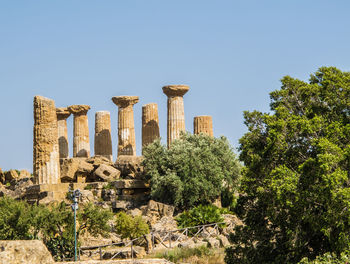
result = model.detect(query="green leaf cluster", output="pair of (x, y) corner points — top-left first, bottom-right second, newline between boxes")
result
(0, 197), (113, 260)
(114, 211), (149, 239)
(176, 204), (225, 230)
(142, 132), (241, 210)
(225, 67), (350, 263)
(298, 252), (350, 264)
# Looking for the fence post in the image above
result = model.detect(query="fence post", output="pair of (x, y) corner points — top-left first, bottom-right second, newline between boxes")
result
(99, 246), (102, 260)
(169, 232), (171, 248)
(131, 240), (134, 260)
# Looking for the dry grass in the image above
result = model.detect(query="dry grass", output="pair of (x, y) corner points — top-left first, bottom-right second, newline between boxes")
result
(146, 246), (225, 264)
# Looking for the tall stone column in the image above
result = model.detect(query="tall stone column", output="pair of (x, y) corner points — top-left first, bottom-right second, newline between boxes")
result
(56, 107), (71, 159)
(33, 96), (60, 184)
(112, 96), (139, 156)
(68, 105), (91, 158)
(142, 103), (160, 151)
(94, 111), (113, 161)
(162, 85), (189, 147)
(193, 116), (213, 137)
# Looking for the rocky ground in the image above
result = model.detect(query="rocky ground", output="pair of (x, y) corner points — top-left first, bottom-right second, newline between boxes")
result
(0, 155), (242, 263)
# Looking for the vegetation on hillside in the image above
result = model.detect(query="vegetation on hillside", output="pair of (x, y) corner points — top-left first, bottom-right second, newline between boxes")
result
(0, 197), (113, 260)
(142, 132), (241, 210)
(225, 67), (350, 263)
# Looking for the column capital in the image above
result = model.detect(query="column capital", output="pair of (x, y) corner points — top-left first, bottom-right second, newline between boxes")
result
(162, 85), (189, 97)
(68, 105), (90, 115)
(56, 107), (71, 119)
(112, 96), (139, 108)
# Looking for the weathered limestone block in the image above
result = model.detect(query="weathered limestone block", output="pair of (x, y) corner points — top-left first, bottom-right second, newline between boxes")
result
(114, 155), (144, 178)
(0, 168), (4, 184)
(193, 115), (213, 137)
(19, 169), (31, 179)
(68, 105), (91, 158)
(113, 179), (149, 189)
(5, 169), (19, 183)
(33, 95), (60, 184)
(162, 85), (189, 147)
(94, 111), (113, 161)
(93, 164), (121, 182)
(86, 156), (114, 167)
(60, 158), (94, 182)
(142, 200), (175, 225)
(56, 107), (71, 159)
(142, 103), (160, 151)
(112, 96), (139, 156)
(0, 240), (54, 264)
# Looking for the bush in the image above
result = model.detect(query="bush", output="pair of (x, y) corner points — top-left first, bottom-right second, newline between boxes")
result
(176, 204), (225, 230)
(298, 252), (350, 264)
(142, 132), (241, 210)
(0, 196), (113, 260)
(114, 211), (149, 239)
(151, 245), (214, 263)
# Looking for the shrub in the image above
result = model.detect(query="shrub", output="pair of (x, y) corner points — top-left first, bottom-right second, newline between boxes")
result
(142, 133), (241, 210)
(114, 211), (149, 239)
(298, 252), (350, 264)
(176, 204), (225, 230)
(0, 197), (113, 261)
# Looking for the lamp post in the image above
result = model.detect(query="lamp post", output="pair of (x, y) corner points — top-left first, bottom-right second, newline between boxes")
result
(69, 188), (81, 261)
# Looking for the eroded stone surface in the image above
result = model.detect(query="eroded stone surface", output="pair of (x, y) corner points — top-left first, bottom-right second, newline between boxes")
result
(33, 95), (60, 184)
(60, 158), (94, 182)
(94, 164), (120, 182)
(0, 240), (54, 264)
(112, 96), (139, 156)
(162, 85), (189, 147)
(94, 111), (113, 161)
(68, 105), (91, 158)
(56, 107), (71, 159)
(114, 155), (144, 179)
(142, 103), (160, 151)
(193, 115), (213, 137)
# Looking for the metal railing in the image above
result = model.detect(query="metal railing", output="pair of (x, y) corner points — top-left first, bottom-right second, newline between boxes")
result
(79, 221), (232, 261)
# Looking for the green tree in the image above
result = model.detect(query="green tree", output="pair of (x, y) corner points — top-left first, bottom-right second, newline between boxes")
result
(142, 132), (241, 210)
(225, 67), (350, 264)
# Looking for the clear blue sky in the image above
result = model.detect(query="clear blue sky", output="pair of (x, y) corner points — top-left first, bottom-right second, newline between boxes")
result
(1, 1), (349, 171)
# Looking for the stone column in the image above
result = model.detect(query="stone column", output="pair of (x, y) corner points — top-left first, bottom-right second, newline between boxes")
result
(162, 85), (189, 147)
(33, 96), (60, 184)
(142, 103), (160, 151)
(68, 105), (91, 158)
(193, 116), (213, 137)
(112, 96), (139, 156)
(56, 107), (71, 159)
(94, 111), (113, 161)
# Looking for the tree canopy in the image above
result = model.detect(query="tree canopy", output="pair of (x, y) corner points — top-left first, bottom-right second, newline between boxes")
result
(225, 67), (350, 263)
(142, 132), (241, 210)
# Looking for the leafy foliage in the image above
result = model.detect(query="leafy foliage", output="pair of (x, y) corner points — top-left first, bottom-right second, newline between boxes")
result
(114, 211), (149, 239)
(176, 204), (224, 229)
(0, 197), (113, 260)
(225, 67), (350, 263)
(142, 132), (241, 210)
(298, 252), (350, 264)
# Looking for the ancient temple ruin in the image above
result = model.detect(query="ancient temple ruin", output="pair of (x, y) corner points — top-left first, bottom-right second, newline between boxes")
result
(142, 103), (160, 151)
(68, 105), (91, 158)
(193, 115), (213, 137)
(94, 111), (113, 161)
(33, 96), (60, 184)
(112, 96), (139, 156)
(162, 85), (189, 147)
(29, 85), (214, 205)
